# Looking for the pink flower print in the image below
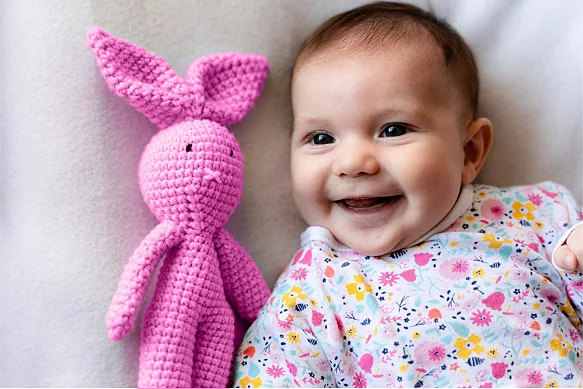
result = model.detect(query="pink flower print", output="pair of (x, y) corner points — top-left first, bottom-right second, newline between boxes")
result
(569, 328), (581, 343)
(400, 269), (416, 282)
(379, 271), (400, 287)
(527, 370), (543, 385)
(475, 369), (488, 382)
(266, 365), (284, 378)
(290, 267), (308, 281)
(439, 258), (469, 280)
(286, 360), (298, 377)
(428, 346), (446, 362)
(479, 383), (493, 388)
(540, 188), (558, 199)
(353, 372), (367, 388)
(311, 310), (324, 326)
(491, 362), (508, 379)
(482, 292), (505, 311)
(540, 289), (560, 304)
(415, 341), (447, 367)
(452, 260), (469, 273)
(414, 253), (433, 266)
(358, 354), (374, 373)
(471, 309), (493, 327)
(572, 279), (583, 291)
(480, 199), (505, 220)
(527, 193), (543, 206)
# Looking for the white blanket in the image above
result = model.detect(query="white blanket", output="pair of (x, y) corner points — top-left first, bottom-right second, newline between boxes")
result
(1, 0), (581, 386)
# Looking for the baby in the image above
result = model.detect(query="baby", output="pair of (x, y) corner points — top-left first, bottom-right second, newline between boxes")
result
(234, 2), (583, 387)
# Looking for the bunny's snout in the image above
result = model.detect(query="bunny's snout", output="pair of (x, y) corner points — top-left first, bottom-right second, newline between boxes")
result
(203, 168), (223, 184)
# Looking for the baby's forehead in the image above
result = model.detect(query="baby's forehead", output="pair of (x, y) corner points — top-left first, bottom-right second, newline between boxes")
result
(293, 37), (469, 120)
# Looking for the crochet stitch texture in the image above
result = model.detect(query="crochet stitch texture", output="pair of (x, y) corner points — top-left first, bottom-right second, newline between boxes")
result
(87, 26), (271, 387)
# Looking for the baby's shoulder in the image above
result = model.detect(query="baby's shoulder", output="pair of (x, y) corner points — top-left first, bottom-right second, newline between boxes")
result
(472, 181), (575, 204)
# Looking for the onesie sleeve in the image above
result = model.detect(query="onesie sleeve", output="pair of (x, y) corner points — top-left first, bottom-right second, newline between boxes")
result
(232, 256), (337, 388)
(539, 182), (583, 324)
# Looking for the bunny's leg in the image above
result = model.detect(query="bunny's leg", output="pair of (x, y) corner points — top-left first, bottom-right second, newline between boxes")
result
(191, 297), (235, 388)
(137, 250), (201, 388)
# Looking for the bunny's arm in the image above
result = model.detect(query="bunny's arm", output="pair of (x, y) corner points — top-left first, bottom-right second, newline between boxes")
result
(215, 228), (270, 323)
(106, 221), (182, 341)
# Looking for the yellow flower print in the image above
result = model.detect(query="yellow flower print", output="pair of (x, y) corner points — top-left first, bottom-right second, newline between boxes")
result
(511, 201), (536, 221)
(412, 331), (421, 339)
(544, 381), (559, 388)
(454, 333), (485, 359)
(450, 241), (459, 247)
(534, 221), (544, 229)
(346, 326), (357, 338)
(240, 376), (262, 388)
(471, 268), (486, 279)
(478, 191), (486, 197)
(310, 298), (318, 307)
(522, 349), (530, 356)
(346, 274), (372, 301)
(286, 331), (300, 344)
(486, 347), (498, 359)
(483, 234), (513, 249)
(550, 334), (573, 357)
(282, 286), (307, 308)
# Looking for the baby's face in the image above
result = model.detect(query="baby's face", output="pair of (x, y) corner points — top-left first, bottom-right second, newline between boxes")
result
(291, 42), (470, 256)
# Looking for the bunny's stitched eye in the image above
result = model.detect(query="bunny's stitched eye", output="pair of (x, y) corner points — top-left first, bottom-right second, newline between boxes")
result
(230, 150), (233, 157)
(186, 144), (193, 152)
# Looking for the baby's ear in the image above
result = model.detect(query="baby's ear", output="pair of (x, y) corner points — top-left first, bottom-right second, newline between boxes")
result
(462, 117), (494, 184)
(185, 53), (269, 126)
(87, 26), (200, 129)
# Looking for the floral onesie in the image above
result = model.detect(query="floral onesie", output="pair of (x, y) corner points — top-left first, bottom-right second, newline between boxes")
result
(233, 182), (583, 387)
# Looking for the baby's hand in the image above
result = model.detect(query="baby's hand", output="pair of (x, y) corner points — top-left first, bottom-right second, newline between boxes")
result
(554, 225), (583, 273)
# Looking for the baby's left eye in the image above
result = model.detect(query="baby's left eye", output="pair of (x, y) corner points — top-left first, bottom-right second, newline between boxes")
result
(380, 124), (409, 137)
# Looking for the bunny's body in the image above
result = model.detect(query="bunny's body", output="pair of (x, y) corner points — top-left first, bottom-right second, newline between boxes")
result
(88, 27), (270, 387)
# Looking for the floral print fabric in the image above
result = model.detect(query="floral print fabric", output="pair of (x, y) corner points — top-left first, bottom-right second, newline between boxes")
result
(234, 182), (583, 387)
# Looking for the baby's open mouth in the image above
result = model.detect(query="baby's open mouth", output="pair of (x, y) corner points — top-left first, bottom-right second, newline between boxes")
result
(336, 196), (399, 212)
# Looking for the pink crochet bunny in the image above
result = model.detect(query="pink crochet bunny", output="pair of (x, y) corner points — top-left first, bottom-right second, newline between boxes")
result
(87, 26), (271, 387)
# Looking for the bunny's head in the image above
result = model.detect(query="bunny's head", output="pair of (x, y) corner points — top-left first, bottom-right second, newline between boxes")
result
(88, 27), (269, 231)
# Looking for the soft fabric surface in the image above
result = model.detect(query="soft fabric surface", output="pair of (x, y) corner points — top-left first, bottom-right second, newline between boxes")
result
(1, 0), (581, 387)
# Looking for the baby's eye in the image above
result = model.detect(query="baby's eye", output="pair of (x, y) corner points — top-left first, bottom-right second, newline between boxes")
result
(380, 124), (409, 137)
(186, 144), (193, 152)
(230, 149), (233, 157)
(310, 133), (336, 145)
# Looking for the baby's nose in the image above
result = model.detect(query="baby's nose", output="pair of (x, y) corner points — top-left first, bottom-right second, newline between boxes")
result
(333, 141), (380, 178)
(203, 168), (222, 184)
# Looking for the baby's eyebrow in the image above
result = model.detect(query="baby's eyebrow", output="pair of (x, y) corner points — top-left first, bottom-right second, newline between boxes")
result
(293, 117), (331, 130)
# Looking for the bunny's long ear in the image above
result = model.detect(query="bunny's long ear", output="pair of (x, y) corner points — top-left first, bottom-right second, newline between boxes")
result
(185, 53), (269, 127)
(87, 26), (203, 130)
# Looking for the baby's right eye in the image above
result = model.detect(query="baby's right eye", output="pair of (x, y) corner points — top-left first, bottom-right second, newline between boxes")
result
(310, 133), (336, 145)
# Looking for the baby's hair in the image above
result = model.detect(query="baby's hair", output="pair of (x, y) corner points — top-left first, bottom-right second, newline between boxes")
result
(293, 1), (479, 120)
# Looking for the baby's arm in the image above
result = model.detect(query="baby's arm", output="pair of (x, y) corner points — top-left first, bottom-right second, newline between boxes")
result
(106, 221), (182, 341)
(214, 227), (270, 322)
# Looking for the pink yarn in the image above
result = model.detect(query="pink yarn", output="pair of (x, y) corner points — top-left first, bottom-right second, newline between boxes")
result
(87, 26), (271, 387)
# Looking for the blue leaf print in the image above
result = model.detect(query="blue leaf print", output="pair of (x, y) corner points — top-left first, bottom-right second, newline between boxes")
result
(249, 362), (260, 377)
(361, 318), (371, 325)
(441, 334), (453, 344)
(341, 262), (350, 268)
(499, 246), (512, 260)
(502, 198), (512, 205)
(447, 322), (470, 338)
(296, 303), (308, 311)
(356, 304), (365, 314)
(531, 339), (542, 348)
(460, 233), (473, 239)
(568, 350), (576, 364)
(278, 283), (291, 294)
(366, 293), (378, 315)
(337, 276), (344, 285)
(559, 358), (568, 368)
(415, 297), (421, 307)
